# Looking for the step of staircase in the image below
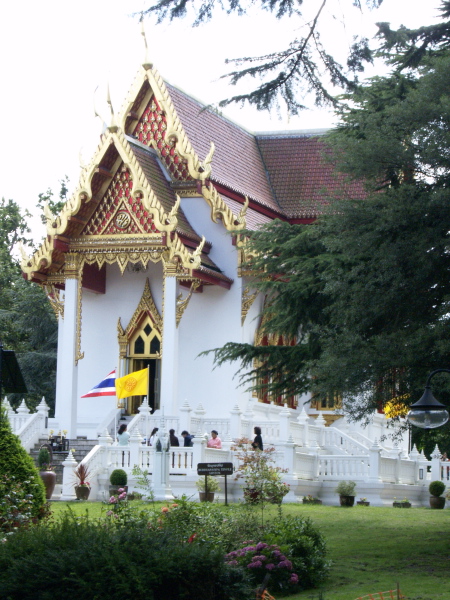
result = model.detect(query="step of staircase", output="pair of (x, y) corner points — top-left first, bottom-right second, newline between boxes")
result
(30, 437), (98, 484)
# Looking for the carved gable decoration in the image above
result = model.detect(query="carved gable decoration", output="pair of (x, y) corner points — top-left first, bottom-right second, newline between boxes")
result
(133, 96), (191, 181)
(117, 279), (163, 358)
(82, 167), (159, 236)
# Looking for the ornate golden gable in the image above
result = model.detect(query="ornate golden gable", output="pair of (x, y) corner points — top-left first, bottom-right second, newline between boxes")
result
(117, 279), (162, 358)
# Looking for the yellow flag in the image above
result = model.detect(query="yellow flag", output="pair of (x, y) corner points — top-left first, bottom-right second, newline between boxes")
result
(115, 368), (148, 399)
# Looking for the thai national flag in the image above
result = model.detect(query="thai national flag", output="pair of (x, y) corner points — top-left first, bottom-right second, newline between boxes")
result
(80, 370), (116, 398)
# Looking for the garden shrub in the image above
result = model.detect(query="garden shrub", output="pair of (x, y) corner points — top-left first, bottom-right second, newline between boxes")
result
(263, 514), (330, 590)
(225, 541), (299, 592)
(0, 514), (252, 600)
(0, 410), (46, 518)
(109, 468), (127, 486)
(148, 497), (262, 550)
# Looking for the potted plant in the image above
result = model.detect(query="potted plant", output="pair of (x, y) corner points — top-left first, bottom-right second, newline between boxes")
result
(37, 446), (56, 500)
(356, 497), (370, 506)
(302, 495), (322, 505)
(196, 475), (220, 501)
(109, 469), (128, 496)
(393, 497), (411, 508)
(429, 480), (446, 509)
(74, 462), (91, 500)
(335, 480), (356, 506)
(232, 437), (289, 506)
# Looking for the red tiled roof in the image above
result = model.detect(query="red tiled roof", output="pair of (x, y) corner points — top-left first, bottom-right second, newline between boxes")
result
(256, 133), (366, 218)
(167, 84), (280, 213)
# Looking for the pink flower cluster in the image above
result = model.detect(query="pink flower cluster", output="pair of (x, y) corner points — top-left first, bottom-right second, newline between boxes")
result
(225, 541), (299, 587)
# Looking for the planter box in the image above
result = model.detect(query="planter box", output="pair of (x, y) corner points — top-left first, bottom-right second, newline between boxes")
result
(393, 502), (411, 508)
(302, 499), (322, 505)
(356, 501), (370, 506)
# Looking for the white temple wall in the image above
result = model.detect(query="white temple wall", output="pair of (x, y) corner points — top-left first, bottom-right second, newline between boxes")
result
(75, 261), (163, 436)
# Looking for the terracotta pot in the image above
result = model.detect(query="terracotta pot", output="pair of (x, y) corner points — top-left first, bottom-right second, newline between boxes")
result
(429, 496), (445, 509)
(39, 470), (56, 500)
(339, 495), (355, 507)
(199, 492), (215, 502)
(75, 485), (91, 500)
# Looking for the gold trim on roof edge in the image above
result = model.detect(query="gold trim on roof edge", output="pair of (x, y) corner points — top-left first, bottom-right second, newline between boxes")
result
(176, 280), (201, 327)
(120, 66), (246, 233)
(21, 64), (243, 280)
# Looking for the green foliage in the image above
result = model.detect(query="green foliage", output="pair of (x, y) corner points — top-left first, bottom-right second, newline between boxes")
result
(109, 469), (127, 486)
(37, 448), (51, 470)
(36, 176), (69, 226)
(232, 438), (289, 510)
(225, 541), (299, 592)
(149, 498), (263, 550)
(0, 196), (58, 414)
(334, 481), (356, 496)
(0, 514), (252, 600)
(131, 464), (155, 501)
(0, 411), (46, 518)
(429, 480), (446, 497)
(140, 0), (381, 114)
(263, 515), (330, 589)
(0, 474), (48, 535)
(208, 46), (450, 438)
(196, 475), (221, 492)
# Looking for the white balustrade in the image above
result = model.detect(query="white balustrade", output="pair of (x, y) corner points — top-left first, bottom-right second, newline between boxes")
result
(317, 455), (370, 480)
(322, 427), (368, 455)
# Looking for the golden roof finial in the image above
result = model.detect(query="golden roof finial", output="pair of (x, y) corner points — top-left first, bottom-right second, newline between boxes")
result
(93, 85), (107, 134)
(140, 17), (153, 71)
(106, 82), (118, 132)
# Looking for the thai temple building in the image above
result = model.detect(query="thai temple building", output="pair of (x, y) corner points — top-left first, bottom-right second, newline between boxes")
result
(17, 57), (437, 505)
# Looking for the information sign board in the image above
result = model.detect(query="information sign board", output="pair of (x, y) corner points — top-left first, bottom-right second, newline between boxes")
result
(197, 462), (233, 476)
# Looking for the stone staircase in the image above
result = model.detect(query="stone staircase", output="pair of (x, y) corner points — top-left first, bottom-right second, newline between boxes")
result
(30, 437), (98, 484)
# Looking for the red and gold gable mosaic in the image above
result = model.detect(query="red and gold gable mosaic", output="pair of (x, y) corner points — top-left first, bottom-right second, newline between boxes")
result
(83, 168), (159, 236)
(133, 96), (190, 181)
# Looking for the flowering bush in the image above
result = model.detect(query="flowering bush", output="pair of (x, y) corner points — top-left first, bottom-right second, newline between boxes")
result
(0, 475), (49, 536)
(104, 488), (133, 525)
(232, 438), (289, 505)
(225, 541), (299, 591)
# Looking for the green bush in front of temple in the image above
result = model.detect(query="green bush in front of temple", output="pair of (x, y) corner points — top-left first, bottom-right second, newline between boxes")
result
(0, 514), (252, 600)
(0, 408), (46, 522)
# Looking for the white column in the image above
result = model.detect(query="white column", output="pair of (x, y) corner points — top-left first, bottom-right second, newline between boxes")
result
(61, 450), (77, 500)
(368, 439), (381, 481)
(431, 445), (442, 482)
(55, 274), (79, 439)
(279, 404), (291, 442)
(160, 271), (178, 415)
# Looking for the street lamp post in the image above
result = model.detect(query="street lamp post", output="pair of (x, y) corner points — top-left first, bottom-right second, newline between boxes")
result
(406, 369), (450, 429)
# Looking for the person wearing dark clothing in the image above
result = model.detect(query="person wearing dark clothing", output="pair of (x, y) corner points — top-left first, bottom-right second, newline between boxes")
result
(181, 430), (194, 447)
(251, 426), (263, 451)
(169, 428), (180, 447)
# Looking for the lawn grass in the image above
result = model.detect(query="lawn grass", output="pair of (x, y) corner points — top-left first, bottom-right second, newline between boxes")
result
(49, 501), (450, 600)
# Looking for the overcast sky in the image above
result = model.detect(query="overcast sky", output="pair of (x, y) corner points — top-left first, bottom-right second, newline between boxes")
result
(0, 0), (441, 241)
